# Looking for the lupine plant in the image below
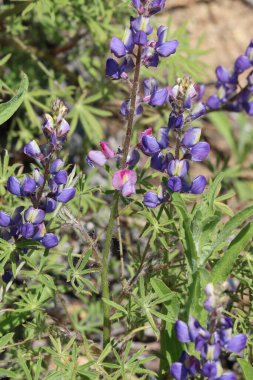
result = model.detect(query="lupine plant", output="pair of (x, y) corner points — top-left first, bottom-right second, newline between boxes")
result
(0, 0), (253, 379)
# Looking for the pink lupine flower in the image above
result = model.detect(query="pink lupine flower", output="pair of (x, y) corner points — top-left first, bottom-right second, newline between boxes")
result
(112, 169), (137, 197)
(87, 141), (115, 166)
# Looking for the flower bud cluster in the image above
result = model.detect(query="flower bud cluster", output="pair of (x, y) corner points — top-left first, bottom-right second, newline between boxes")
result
(170, 281), (247, 380)
(0, 100), (76, 260)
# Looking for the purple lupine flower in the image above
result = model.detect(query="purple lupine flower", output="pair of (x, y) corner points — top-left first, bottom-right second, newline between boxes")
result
(41, 233), (59, 248)
(168, 177), (183, 192)
(24, 207), (45, 224)
(50, 159), (65, 174)
(126, 149), (140, 167)
(56, 187), (76, 203)
(40, 197), (57, 213)
(120, 97), (143, 117)
(57, 118), (70, 138)
(7, 176), (21, 196)
(225, 334), (247, 353)
(175, 320), (191, 342)
(54, 170), (68, 185)
(106, 57), (135, 80)
(131, 16), (153, 35)
(143, 192), (161, 208)
(24, 140), (43, 161)
(140, 134), (160, 156)
(0, 211), (11, 227)
(2, 269), (12, 284)
(234, 55), (251, 74)
(168, 160), (189, 177)
(170, 352), (200, 380)
(21, 177), (36, 195)
(155, 26), (178, 57)
(20, 223), (35, 239)
(190, 176), (207, 194)
(110, 37), (127, 58)
(112, 169), (137, 197)
(168, 112), (184, 129)
(33, 168), (44, 186)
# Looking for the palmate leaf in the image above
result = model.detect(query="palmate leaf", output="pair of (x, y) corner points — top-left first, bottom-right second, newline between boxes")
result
(0, 73), (29, 125)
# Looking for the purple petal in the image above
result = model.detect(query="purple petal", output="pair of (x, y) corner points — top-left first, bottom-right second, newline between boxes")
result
(21, 223), (35, 238)
(201, 343), (221, 361)
(141, 135), (160, 156)
(142, 48), (159, 67)
(123, 28), (134, 52)
(131, 16), (153, 35)
(33, 223), (46, 239)
(126, 149), (140, 167)
(106, 58), (120, 79)
(0, 211), (11, 227)
(168, 160), (189, 177)
(42, 233), (59, 248)
(170, 363), (188, 380)
(56, 187), (76, 203)
(234, 55), (251, 74)
(148, 0), (165, 15)
(182, 128), (201, 147)
(190, 142), (210, 161)
(50, 159), (64, 174)
(175, 320), (191, 342)
(226, 334), (247, 353)
(190, 176), (207, 194)
(122, 181), (136, 197)
(58, 118), (70, 137)
(149, 88), (168, 106)
(168, 177), (182, 192)
(33, 168), (44, 186)
(7, 176), (21, 196)
(87, 150), (107, 166)
(24, 140), (42, 161)
(157, 25), (167, 45)
(168, 112), (184, 129)
(143, 78), (158, 97)
(134, 30), (147, 46)
(21, 177), (36, 195)
(143, 192), (160, 208)
(219, 373), (237, 380)
(24, 207), (45, 224)
(156, 40), (178, 57)
(40, 197), (57, 213)
(202, 361), (218, 378)
(206, 95), (221, 109)
(110, 37), (126, 58)
(54, 170), (68, 185)
(157, 127), (168, 149)
(216, 66), (230, 83)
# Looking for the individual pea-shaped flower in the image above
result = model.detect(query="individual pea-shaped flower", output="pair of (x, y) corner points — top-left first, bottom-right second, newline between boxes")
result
(53, 170), (68, 185)
(126, 149), (140, 167)
(120, 97), (143, 117)
(106, 56), (135, 80)
(39, 197), (57, 213)
(24, 140), (44, 161)
(170, 352), (200, 380)
(0, 211), (11, 227)
(181, 127), (210, 162)
(143, 185), (167, 208)
(142, 78), (168, 107)
(33, 168), (44, 186)
(20, 223), (35, 239)
(7, 176), (21, 196)
(50, 159), (65, 174)
(168, 159), (189, 178)
(87, 141), (116, 166)
(57, 118), (70, 138)
(42, 113), (54, 137)
(42, 233), (59, 248)
(190, 175), (207, 195)
(112, 169), (137, 197)
(56, 187), (76, 203)
(110, 28), (134, 58)
(24, 207), (45, 224)
(21, 176), (37, 195)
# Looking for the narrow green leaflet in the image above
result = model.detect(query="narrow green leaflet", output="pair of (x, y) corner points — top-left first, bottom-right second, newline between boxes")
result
(172, 193), (197, 271)
(211, 205), (253, 254)
(212, 222), (253, 284)
(0, 73), (29, 125)
(238, 359), (253, 380)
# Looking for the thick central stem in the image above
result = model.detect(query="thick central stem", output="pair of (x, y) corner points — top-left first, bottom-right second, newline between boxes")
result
(101, 46), (142, 348)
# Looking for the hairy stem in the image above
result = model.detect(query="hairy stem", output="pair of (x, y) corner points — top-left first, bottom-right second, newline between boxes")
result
(101, 46), (142, 347)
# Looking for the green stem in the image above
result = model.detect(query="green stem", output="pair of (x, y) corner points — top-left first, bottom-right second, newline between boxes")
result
(101, 45), (142, 347)
(101, 191), (119, 347)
